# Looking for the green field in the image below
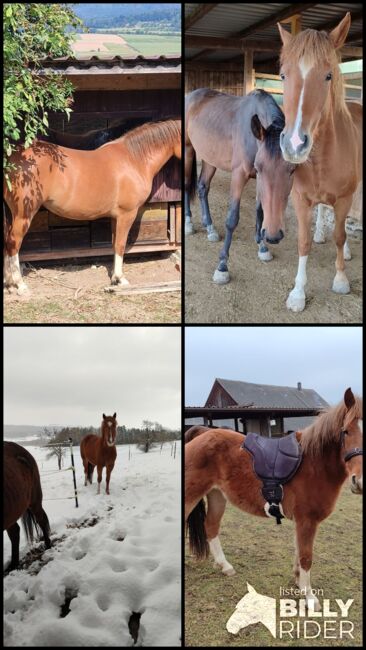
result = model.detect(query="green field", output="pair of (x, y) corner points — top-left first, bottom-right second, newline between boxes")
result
(123, 34), (181, 56)
(185, 485), (362, 647)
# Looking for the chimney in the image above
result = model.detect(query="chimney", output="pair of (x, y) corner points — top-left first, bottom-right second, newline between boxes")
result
(297, 382), (302, 391)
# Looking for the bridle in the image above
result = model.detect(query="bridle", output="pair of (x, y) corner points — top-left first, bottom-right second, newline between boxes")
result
(340, 428), (363, 463)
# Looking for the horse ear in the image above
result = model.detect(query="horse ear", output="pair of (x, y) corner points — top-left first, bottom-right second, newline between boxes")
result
(113, 412), (117, 419)
(247, 582), (256, 594)
(103, 413), (106, 420)
(251, 115), (266, 142)
(277, 22), (292, 47)
(329, 13), (351, 50)
(344, 387), (355, 410)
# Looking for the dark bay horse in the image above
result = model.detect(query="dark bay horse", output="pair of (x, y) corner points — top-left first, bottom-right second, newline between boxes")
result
(3, 119), (181, 293)
(185, 388), (362, 611)
(38, 117), (150, 150)
(80, 413), (117, 495)
(277, 13), (362, 311)
(4, 442), (51, 572)
(185, 88), (295, 284)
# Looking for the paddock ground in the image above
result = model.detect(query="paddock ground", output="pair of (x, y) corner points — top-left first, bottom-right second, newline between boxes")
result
(4, 253), (181, 324)
(185, 485), (362, 647)
(185, 169), (362, 324)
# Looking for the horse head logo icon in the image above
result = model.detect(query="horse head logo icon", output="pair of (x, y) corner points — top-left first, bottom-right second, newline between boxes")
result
(226, 583), (276, 638)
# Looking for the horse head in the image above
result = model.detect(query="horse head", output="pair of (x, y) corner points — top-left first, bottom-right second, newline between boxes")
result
(252, 113), (295, 244)
(341, 388), (363, 495)
(102, 412), (117, 447)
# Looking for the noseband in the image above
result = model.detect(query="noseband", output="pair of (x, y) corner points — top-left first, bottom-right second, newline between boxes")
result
(340, 429), (363, 463)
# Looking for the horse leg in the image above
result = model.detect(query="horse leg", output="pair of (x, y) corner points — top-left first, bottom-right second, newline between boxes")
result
(97, 465), (103, 494)
(105, 463), (114, 495)
(293, 532), (300, 587)
(111, 210), (139, 286)
(205, 489), (235, 576)
(197, 161), (219, 241)
(295, 518), (321, 611)
(213, 169), (248, 284)
(332, 196), (353, 294)
(4, 211), (33, 294)
(314, 204), (351, 259)
(286, 195), (313, 312)
(184, 141), (195, 235)
(7, 523), (20, 570)
(256, 200), (273, 262)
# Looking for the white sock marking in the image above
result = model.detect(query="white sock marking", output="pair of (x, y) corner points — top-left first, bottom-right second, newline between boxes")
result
(209, 536), (235, 575)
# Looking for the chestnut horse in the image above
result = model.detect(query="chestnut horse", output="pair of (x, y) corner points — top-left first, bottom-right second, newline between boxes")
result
(185, 88), (295, 283)
(185, 388), (362, 611)
(3, 118), (181, 293)
(277, 13), (362, 311)
(4, 442), (52, 572)
(80, 413), (117, 495)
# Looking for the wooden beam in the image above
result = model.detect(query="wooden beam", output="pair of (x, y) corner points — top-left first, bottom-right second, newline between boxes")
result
(341, 46), (363, 58)
(185, 35), (281, 52)
(185, 4), (218, 30)
(235, 3), (316, 38)
(346, 31), (363, 44)
(243, 50), (253, 95)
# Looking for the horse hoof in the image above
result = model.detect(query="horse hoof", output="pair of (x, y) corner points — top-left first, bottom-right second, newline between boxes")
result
(207, 228), (220, 242)
(286, 291), (305, 312)
(185, 222), (195, 235)
(332, 278), (350, 294)
(313, 234), (326, 244)
(111, 275), (129, 286)
(223, 567), (236, 576)
(213, 269), (230, 285)
(258, 249), (273, 262)
(16, 282), (29, 295)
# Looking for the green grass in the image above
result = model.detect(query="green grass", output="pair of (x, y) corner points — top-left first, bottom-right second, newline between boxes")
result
(103, 43), (138, 56)
(185, 485), (362, 646)
(123, 34), (181, 56)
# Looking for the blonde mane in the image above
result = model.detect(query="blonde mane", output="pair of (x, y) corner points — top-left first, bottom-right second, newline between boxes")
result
(280, 28), (349, 115)
(300, 395), (362, 458)
(113, 118), (181, 160)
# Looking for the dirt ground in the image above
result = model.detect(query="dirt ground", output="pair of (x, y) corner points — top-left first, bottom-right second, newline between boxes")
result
(185, 169), (362, 324)
(4, 253), (181, 324)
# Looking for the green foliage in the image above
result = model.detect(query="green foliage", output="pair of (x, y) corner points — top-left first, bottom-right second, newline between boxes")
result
(3, 3), (84, 176)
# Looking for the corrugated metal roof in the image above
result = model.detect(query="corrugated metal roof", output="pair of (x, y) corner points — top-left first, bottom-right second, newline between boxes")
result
(39, 54), (181, 75)
(208, 378), (329, 410)
(185, 3), (363, 62)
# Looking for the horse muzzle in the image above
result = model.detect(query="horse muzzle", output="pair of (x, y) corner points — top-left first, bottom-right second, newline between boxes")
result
(107, 440), (116, 447)
(351, 474), (362, 494)
(261, 228), (284, 244)
(280, 130), (312, 164)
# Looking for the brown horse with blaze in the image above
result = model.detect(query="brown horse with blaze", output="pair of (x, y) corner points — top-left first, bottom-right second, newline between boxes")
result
(185, 388), (362, 611)
(80, 413), (118, 495)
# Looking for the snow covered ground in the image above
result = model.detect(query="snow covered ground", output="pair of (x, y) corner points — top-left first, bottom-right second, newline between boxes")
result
(4, 441), (181, 647)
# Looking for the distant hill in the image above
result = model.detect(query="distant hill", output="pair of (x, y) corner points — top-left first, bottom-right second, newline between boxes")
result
(72, 3), (180, 31)
(4, 425), (62, 439)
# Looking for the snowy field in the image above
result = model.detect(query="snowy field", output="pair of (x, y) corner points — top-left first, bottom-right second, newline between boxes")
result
(4, 441), (181, 647)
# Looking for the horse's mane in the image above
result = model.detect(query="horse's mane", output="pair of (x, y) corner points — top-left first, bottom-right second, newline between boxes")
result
(280, 28), (349, 115)
(115, 118), (181, 160)
(300, 395), (362, 457)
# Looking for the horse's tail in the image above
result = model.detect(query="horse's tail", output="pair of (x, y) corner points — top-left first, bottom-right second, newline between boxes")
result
(22, 509), (41, 544)
(184, 425), (210, 445)
(188, 149), (197, 202)
(87, 462), (94, 483)
(187, 499), (209, 559)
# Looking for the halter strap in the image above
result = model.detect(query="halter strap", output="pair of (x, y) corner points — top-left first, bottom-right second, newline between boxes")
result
(340, 428), (363, 463)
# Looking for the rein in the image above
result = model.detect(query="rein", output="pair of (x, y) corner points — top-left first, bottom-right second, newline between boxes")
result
(340, 429), (363, 463)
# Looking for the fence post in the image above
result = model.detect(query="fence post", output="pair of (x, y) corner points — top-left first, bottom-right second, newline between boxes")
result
(174, 441), (176, 459)
(69, 438), (79, 508)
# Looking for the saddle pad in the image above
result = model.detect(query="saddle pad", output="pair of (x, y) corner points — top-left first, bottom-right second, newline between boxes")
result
(243, 431), (302, 483)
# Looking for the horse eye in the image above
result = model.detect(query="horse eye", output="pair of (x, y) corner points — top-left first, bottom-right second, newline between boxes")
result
(325, 72), (332, 81)
(280, 72), (285, 81)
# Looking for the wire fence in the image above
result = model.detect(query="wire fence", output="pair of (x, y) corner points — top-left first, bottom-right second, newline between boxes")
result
(39, 438), (78, 508)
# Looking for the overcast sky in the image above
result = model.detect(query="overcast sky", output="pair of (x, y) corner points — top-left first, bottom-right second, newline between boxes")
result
(185, 326), (362, 406)
(4, 327), (181, 428)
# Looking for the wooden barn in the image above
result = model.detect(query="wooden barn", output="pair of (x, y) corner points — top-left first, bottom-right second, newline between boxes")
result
(185, 378), (329, 436)
(20, 54), (181, 263)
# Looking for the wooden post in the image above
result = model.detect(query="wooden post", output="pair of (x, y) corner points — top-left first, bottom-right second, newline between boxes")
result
(281, 14), (302, 35)
(243, 49), (254, 95)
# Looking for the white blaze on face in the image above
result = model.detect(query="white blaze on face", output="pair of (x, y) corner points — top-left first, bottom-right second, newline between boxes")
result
(289, 58), (313, 151)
